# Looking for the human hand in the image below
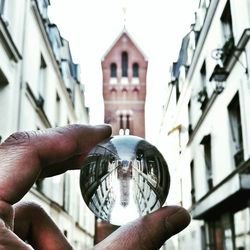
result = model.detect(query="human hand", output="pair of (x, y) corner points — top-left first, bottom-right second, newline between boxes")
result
(0, 124), (190, 249)
(0, 124), (111, 249)
(0, 124), (111, 204)
(94, 205), (190, 250)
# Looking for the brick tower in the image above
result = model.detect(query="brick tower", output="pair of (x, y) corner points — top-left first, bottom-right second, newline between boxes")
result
(94, 30), (148, 244)
(102, 30), (148, 137)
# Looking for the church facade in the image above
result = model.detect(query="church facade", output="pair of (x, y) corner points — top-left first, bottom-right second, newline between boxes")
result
(102, 30), (148, 138)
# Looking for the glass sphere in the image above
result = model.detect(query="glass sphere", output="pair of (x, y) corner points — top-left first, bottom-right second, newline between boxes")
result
(80, 135), (170, 226)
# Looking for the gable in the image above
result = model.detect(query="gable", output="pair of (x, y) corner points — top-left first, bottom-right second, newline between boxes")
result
(102, 31), (147, 63)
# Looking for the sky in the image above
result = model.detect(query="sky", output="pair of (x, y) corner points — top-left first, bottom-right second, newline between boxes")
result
(48, 0), (196, 143)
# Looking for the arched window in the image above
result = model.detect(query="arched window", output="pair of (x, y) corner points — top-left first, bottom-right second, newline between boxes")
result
(110, 63), (117, 77)
(121, 52), (128, 77)
(133, 63), (139, 77)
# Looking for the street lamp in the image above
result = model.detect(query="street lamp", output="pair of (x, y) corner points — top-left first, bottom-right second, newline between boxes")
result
(209, 64), (229, 93)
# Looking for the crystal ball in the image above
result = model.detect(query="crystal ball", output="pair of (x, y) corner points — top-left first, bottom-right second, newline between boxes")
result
(79, 135), (170, 226)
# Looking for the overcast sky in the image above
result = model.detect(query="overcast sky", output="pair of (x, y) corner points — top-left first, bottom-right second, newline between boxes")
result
(48, 0), (196, 142)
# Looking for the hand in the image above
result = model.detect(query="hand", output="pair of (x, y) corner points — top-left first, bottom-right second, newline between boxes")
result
(94, 205), (190, 250)
(0, 124), (111, 249)
(0, 124), (190, 249)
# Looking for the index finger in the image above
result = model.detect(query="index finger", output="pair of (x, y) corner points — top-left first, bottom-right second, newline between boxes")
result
(0, 124), (112, 204)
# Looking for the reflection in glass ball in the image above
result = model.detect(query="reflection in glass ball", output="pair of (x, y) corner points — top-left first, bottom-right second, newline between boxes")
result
(80, 135), (170, 226)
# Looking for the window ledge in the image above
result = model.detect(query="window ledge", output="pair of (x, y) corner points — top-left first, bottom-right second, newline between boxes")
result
(0, 16), (22, 62)
(121, 77), (129, 85)
(132, 77), (140, 85)
(109, 77), (118, 85)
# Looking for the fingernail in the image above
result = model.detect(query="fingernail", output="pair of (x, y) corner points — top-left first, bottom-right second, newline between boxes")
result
(165, 208), (191, 236)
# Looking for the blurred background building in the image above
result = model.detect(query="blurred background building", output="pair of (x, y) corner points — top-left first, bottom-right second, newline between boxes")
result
(158, 0), (250, 249)
(0, 0), (94, 249)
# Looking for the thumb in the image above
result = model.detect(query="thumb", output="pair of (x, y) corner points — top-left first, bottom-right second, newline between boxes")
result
(0, 201), (14, 230)
(94, 206), (191, 250)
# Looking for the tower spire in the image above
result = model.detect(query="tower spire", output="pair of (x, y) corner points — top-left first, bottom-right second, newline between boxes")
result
(122, 0), (128, 30)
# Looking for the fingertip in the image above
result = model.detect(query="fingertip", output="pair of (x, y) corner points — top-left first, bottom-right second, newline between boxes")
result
(164, 206), (191, 236)
(95, 124), (112, 137)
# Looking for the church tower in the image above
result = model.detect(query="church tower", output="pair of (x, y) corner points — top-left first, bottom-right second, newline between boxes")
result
(94, 31), (148, 244)
(102, 30), (148, 138)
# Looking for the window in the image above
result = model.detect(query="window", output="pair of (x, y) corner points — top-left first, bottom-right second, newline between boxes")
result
(0, 67), (8, 86)
(206, 213), (234, 250)
(132, 63), (139, 77)
(55, 92), (61, 127)
(37, 0), (49, 20)
(188, 100), (193, 137)
(110, 63), (117, 77)
(119, 111), (131, 135)
(221, 1), (233, 41)
(228, 92), (244, 166)
(125, 114), (130, 135)
(122, 52), (128, 77)
(234, 207), (250, 250)
(198, 61), (208, 111)
(201, 134), (213, 190)
(126, 114), (130, 130)
(0, 0), (5, 15)
(38, 55), (47, 107)
(200, 61), (206, 88)
(63, 173), (70, 212)
(175, 80), (180, 102)
(190, 160), (196, 204)
(119, 114), (124, 134)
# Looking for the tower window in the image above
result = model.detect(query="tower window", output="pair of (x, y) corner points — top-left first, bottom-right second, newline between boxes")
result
(133, 63), (139, 77)
(119, 114), (124, 131)
(126, 114), (130, 130)
(110, 63), (117, 77)
(122, 52), (128, 77)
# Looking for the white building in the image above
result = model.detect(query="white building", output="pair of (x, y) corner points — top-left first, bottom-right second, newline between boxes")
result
(0, 0), (95, 249)
(158, 0), (250, 249)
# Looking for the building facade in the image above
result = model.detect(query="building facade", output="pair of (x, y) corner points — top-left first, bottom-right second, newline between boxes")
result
(158, 0), (250, 249)
(0, 1), (94, 249)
